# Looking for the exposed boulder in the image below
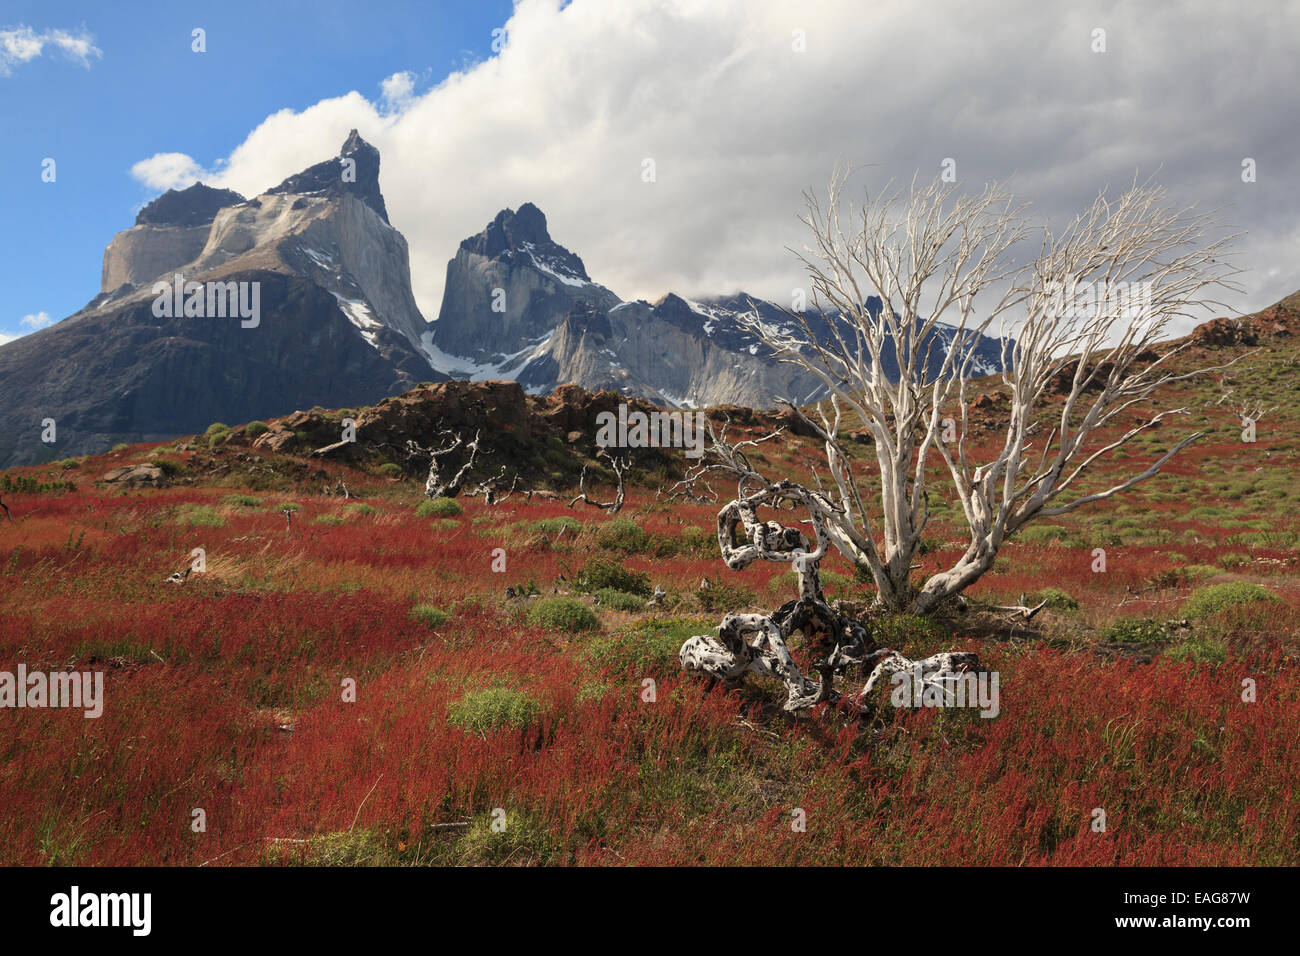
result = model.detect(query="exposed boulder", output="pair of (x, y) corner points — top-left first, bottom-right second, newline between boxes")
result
(1190, 317), (1259, 348)
(98, 464), (169, 487)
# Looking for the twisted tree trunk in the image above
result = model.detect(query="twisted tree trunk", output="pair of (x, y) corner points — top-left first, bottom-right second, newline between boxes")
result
(679, 484), (979, 713)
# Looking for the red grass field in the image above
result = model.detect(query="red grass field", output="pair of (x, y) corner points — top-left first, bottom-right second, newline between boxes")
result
(2, 338), (1298, 866)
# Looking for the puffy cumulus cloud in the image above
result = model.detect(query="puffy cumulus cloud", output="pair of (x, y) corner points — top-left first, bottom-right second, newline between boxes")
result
(131, 0), (1300, 331)
(129, 153), (210, 191)
(0, 25), (101, 75)
(379, 71), (417, 112)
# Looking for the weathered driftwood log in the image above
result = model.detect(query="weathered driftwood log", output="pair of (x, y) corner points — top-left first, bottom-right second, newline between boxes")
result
(679, 482), (980, 713)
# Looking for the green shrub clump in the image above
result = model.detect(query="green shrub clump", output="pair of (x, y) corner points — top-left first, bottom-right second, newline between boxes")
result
(447, 687), (542, 735)
(1099, 618), (1165, 644)
(173, 504), (225, 527)
(1030, 587), (1080, 611)
(410, 605), (450, 628)
(594, 588), (647, 612)
(535, 516), (583, 536)
(583, 617), (713, 674)
(575, 557), (651, 597)
(245, 421), (269, 438)
(1180, 582), (1278, 619)
(527, 597), (599, 633)
(596, 518), (648, 553)
(416, 497), (463, 518)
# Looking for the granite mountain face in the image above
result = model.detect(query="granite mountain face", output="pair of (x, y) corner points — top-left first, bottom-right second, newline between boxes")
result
(0, 131), (438, 467)
(421, 203), (1009, 408)
(0, 133), (1009, 465)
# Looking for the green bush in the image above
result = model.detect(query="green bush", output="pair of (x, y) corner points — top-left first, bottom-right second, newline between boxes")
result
(110, 443), (129, 453)
(447, 687), (542, 735)
(596, 517), (648, 553)
(584, 617), (712, 675)
(205, 422), (230, 437)
(1165, 635), (1227, 663)
(1215, 552), (1251, 570)
(410, 605), (450, 628)
(152, 456), (183, 477)
(595, 588), (647, 612)
(1099, 618), (1165, 644)
(1029, 587), (1079, 611)
(872, 613), (942, 648)
(575, 557), (651, 597)
(1015, 524), (1076, 546)
(416, 497), (462, 518)
(534, 516), (583, 536)
(527, 597), (599, 633)
(1180, 582), (1278, 619)
(455, 811), (558, 865)
(343, 502), (377, 518)
(697, 580), (756, 613)
(677, 525), (715, 557)
(245, 421), (269, 438)
(173, 504), (225, 527)
(376, 462), (403, 477)
(222, 493), (261, 507)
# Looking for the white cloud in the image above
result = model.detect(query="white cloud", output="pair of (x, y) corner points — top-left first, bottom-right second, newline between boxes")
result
(379, 71), (416, 112)
(0, 311), (51, 345)
(129, 152), (210, 191)
(0, 25), (101, 76)
(128, 0), (1300, 330)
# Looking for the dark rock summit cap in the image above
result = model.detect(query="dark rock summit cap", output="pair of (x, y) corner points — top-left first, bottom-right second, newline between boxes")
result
(267, 129), (390, 224)
(134, 182), (246, 227)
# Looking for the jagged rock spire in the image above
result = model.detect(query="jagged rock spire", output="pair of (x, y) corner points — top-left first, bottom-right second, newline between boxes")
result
(267, 129), (389, 223)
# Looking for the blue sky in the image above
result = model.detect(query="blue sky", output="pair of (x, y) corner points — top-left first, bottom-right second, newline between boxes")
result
(0, 0), (512, 341)
(2, 1), (1296, 344)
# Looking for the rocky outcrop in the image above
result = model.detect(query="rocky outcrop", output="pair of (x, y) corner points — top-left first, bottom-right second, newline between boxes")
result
(1190, 317), (1260, 348)
(97, 464), (170, 487)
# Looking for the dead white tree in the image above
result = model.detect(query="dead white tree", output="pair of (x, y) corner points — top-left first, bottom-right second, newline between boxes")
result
(728, 169), (1241, 614)
(569, 455), (630, 513)
(675, 477), (982, 712)
(466, 466), (520, 506)
(405, 429), (482, 499)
